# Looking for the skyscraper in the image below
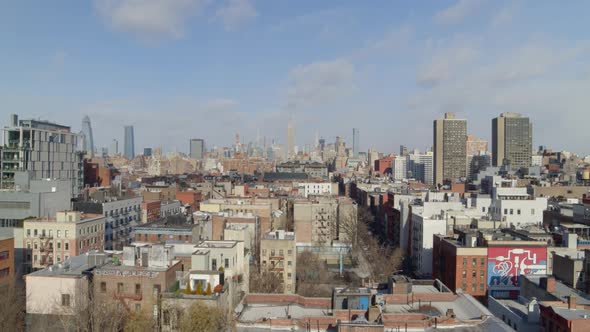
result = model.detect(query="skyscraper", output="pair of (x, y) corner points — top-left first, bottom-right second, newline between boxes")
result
(492, 113), (532, 169)
(287, 119), (295, 159)
(190, 139), (205, 160)
(110, 139), (118, 156)
(433, 112), (467, 186)
(124, 125), (135, 160)
(352, 128), (359, 158)
(81, 115), (94, 158)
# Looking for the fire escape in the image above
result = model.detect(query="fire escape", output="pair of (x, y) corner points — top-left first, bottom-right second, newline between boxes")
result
(39, 233), (54, 266)
(316, 209), (330, 242)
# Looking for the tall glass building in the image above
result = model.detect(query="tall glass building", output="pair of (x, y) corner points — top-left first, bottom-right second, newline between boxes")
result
(81, 115), (94, 158)
(124, 125), (135, 160)
(352, 128), (359, 158)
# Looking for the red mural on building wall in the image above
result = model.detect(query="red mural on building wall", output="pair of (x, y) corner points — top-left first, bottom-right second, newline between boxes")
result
(487, 246), (547, 299)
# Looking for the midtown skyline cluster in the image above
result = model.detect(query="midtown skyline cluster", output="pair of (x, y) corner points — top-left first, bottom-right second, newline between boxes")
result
(2, 1), (590, 154)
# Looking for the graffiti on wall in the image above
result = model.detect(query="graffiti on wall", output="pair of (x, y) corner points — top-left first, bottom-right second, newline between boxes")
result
(487, 247), (546, 298)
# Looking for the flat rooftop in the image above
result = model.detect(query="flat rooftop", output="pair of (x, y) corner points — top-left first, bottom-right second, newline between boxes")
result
(239, 303), (328, 321)
(524, 275), (590, 305)
(27, 252), (108, 277)
(384, 294), (491, 320)
(196, 241), (238, 249)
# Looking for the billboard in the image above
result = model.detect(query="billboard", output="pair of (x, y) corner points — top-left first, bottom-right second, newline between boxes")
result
(487, 247), (547, 299)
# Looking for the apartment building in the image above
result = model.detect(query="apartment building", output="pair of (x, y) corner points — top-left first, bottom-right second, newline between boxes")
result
(0, 232), (14, 287)
(93, 245), (182, 317)
(74, 196), (142, 250)
(260, 230), (296, 294)
(1, 114), (83, 194)
(23, 211), (105, 270)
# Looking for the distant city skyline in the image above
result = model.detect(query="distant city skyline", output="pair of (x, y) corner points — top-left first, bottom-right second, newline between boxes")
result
(2, 2), (590, 154)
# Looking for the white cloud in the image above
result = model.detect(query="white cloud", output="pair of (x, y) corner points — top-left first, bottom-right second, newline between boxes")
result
(371, 25), (413, 52)
(491, 1), (521, 28)
(407, 39), (590, 152)
(286, 59), (355, 111)
(94, 0), (207, 40)
(435, 0), (486, 24)
(417, 44), (479, 86)
(215, 0), (257, 31)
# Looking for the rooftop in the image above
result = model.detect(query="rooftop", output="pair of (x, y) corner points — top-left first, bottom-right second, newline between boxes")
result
(196, 240), (238, 249)
(524, 275), (590, 305)
(27, 251), (109, 277)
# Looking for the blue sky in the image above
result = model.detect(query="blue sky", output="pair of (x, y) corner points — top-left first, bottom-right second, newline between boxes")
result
(1, 0), (590, 155)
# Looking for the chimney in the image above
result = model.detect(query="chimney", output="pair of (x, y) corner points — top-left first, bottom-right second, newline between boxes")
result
(568, 295), (577, 310)
(541, 276), (556, 293)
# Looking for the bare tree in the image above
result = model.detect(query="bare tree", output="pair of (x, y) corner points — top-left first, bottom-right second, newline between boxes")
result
(296, 251), (332, 297)
(249, 266), (284, 294)
(52, 284), (129, 332)
(353, 206), (403, 283)
(0, 286), (25, 331)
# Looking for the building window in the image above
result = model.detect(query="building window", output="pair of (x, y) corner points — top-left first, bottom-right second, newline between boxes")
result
(472, 283), (476, 292)
(462, 270), (466, 278)
(480, 271), (485, 279)
(100, 282), (107, 293)
(0, 251), (9, 261)
(65, 230), (69, 238)
(472, 258), (476, 266)
(57, 230), (61, 238)
(61, 294), (71, 306)
(34, 229), (38, 236)
(279, 249), (284, 256)
(0, 268), (9, 278)
(510, 209), (513, 215)
(270, 249), (275, 257)
(135, 284), (141, 296)
(504, 209), (507, 215)
(287, 261), (292, 266)
(224, 258), (229, 268)
(117, 283), (124, 293)
(163, 310), (170, 325)
(531, 209), (535, 215)
(65, 243), (69, 250)
(287, 273), (292, 278)
(135, 304), (141, 312)
(462, 258), (467, 266)
(34, 243), (38, 250)
(153, 285), (161, 297)
(472, 270), (476, 277)
(481, 258), (485, 266)
(517, 209), (521, 215)
(262, 249), (266, 256)
(287, 250), (293, 255)
(57, 242), (61, 249)
(27, 229), (31, 237)
(480, 283), (485, 291)
(212, 259), (217, 271)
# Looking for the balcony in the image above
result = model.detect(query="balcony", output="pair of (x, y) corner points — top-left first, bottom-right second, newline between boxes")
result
(269, 256), (284, 260)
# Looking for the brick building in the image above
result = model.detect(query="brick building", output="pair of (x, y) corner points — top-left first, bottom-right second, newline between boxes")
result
(433, 233), (488, 300)
(374, 156), (393, 175)
(175, 190), (202, 212)
(260, 230), (296, 294)
(0, 233), (14, 287)
(141, 200), (161, 223)
(93, 245), (182, 316)
(23, 211), (105, 270)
